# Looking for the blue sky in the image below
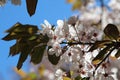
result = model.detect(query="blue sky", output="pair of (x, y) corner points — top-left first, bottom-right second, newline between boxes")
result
(0, 0), (73, 80)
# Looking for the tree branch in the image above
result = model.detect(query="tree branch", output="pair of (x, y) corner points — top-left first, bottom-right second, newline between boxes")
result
(61, 41), (94, 45)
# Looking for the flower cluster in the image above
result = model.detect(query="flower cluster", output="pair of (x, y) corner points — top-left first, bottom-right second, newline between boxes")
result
(23, 1), (120, 78)
(39, 0), (120, 78)
(40, 17), (108, 79)
(2, 0), (120, 80)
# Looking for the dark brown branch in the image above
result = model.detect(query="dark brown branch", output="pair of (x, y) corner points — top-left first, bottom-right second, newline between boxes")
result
(61, 41), (94, 45)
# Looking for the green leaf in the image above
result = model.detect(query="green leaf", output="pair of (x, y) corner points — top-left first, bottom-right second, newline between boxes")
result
(9, 42), (20, 56)
(30, 44), (46, 64)
(88, 40), (111, 52)
(26, 0), (38, 16)
(17, 44), (30, 69)
(2, 33), (18, 41)
(2, 23), (50, 69)
(5, 22), (38, 34)
(104, 24), (119, 40)
(28, 35), (37, 41)
(16, 39), (35, 69)
(27, 36), (41, 47)
(2, 32), (31, 41)
(48, 47), (60, 65)
(41, 34), (49, 43)
(29, 34), (49, 43)
(12, 25), (38, 35)
(92, 45), (113, 64)
(115, 49), (120, 58)
(2, 23), (39, 41)
(23, 25), (38, 34)
(48, 54), (60, 65)
(5, 22), (22, 33)
(17, 52), (29, 70)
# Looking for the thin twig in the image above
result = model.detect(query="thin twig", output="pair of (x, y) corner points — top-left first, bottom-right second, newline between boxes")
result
(61, 41), (94, 45)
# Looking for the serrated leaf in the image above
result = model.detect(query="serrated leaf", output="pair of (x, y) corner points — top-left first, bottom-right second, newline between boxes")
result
(2, 33), (17, 41)
(5, 22), (38, 34)
(115, 49), (120, 58)
(17, 52), (29, 70)
(2, 32), (30, 41)
(26, 0), (38, 16)
(104, 24), (119, 40)
(92, 45), (113, 64)
(9, 42), (20, 56)
(12, 25), (38, 34)
(15, 38), (41, 69)
(24, 25), (38, 34)
(16, 39), (34, 69)
(28, 34), (49, 64)
(3, 23), (49, 69)
(27, 35), (41, 47)
(2, 23), (39, 41)
(88, 40), (111, 52)
(30, 44), (46, 64)
(28, 35), (37, 40)
(5, 22), (22, 33)
(17, 44), (30, 69)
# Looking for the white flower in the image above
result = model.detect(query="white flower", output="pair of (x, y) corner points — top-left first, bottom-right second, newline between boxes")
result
(94, 73), (114, 80)
(70, 62), (79, 72)
(48, 48), (55, 55)
(55, 20), (70, 41)
(55, 69), (63, 80)
(70, 46), (83, 61)
(68, 25), (77, 39)
(43, 69), (55, 80)
(108, 0), (120, 10)
(41, 20), (53, 38)
(52, 42), (62, 56)
(48, 44), (62, 57)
